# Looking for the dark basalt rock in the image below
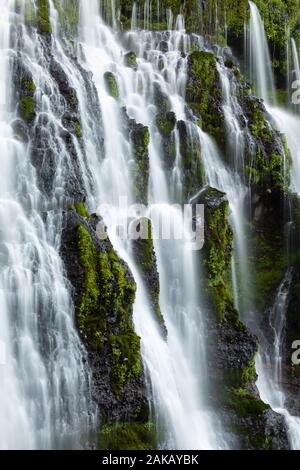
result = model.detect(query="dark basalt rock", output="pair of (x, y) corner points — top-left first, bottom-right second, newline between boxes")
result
(131, 218), (167, 335)
(200, 186), (289, 449)
(193, 186), (227, 210)
(206, 274), (289, 450)
(60, 209), (149, 424)
(124, 51), (137, 70)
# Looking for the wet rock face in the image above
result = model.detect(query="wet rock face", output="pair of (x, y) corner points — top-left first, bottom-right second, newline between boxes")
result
(131, 218), (167, 334)
(199, 187), (289, 449)
(207, 315), (289, 450)
(186, 51), (226, 151)
(60, 209), (149, 424)
(12, 22), (88, 203)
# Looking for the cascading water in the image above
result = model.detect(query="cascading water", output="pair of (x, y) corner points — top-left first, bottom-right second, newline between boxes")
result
(247, 0), (300, 449)
(3, 0), (300, 451)
(74, 0), (225, 449)
(256, 269), (300, 448)
(0, 0), (95, 449)
(248, 1), (276, 104)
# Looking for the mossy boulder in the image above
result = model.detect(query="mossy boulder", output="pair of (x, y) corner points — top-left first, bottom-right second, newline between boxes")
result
(194, 186), (237, 323)
(17, 73), (36, 123)
(156, 111), (176, 137)
(186, 51), (226, 151)
(124, 51), (137, 70)
(52, 0), (79, 35)
(132, 218), (166, 333)
(238, 89), (291, 195)
(36, 0), (52, 34)
(177, 120), (205, 201)
(104, 71), (120, 99)
(60, 209), (149, 423)
(130, 122), (150, 205)
(98, 422), (156, 450)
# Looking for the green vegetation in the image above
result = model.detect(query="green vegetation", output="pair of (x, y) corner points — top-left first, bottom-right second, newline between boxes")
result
(20, 96), (36, 122)
(130, 124), (150, 204)
(132, 219), (165, 329)
(99, 422), (156, 450)
(177, 120), (205, 200)
(53, 0), (79, 35)
(77, 221), (142, 397)
(18, 76), (36, 123)
(156, 111), (176, 137)
(200, 187), (237, 323)
(186, 51), (226, 150)
(36, 0), (52, 34)
(104, 71), (120, 99)
(74, 119), (83, 139)
(249, 226), (287, 311)
(124, 51), (137, 69)
(74, 202), (90, 218)
(225, 387), (269, 418)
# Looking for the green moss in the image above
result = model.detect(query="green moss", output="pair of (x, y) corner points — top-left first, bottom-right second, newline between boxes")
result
(124, 51), (137, 69)
(52, 0), (79, 35)
(201, 188), (235, 322)
(21, 78), (36, 94)
(20, 96), (36, 122)
(177, 120), (205, 200)
(99, 422), (156, 450)
(74, 120), (82, 139)
(186, 51), (225, 150)
(225, 387), (269, 418)
(241, 95), (290, 193)
(132, 219), (165, 329)
(249, 227), (287, 311)
(109, 323), (142, 396)
(104, 71), (119, 99)
(241, 355), (257, 385)
(36, 0), (52, 34)
(130, 124), (150, 204)
(156, 111), (176, 137)
(77, 220), (142, 397)
(75, 202), (90, 218)
(77, 224), (105, 350)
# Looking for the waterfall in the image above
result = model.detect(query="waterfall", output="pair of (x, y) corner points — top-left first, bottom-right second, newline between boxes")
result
(256, 269), (300, 447)
(290, 38), (300, 113)
(0, 0), (95, 449)
(248, 1), (276, 103)
(247, 1), (300, 449)
(291, 39), (300, 84)
(3, 0), (300, 451)
(73, 0), (227, 449)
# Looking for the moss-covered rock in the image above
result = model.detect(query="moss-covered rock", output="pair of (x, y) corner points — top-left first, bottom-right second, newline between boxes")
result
(195, 186), (238, 323)
(130, 122), (150, 205)
(132, 218), (166, 333)
(53, 0), (79, 35)
(177, 120), (205, 201)
(36, 0), (52, 34)
(104, 71), (120, 99)
(17, 74), (36, 123)
(239, 89), (291, 194)
(156, 111), (176, 137)
(186, 51), (226, 151)
(60, 209), (149, 424)
(124, 51), (137, 70)
(98, 422), (156, 450)
(76, 220), (141, 397)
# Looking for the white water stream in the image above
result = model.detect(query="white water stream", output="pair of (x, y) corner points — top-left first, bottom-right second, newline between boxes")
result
(0, 0), (94, 450)
(247, 0), (300, 449)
